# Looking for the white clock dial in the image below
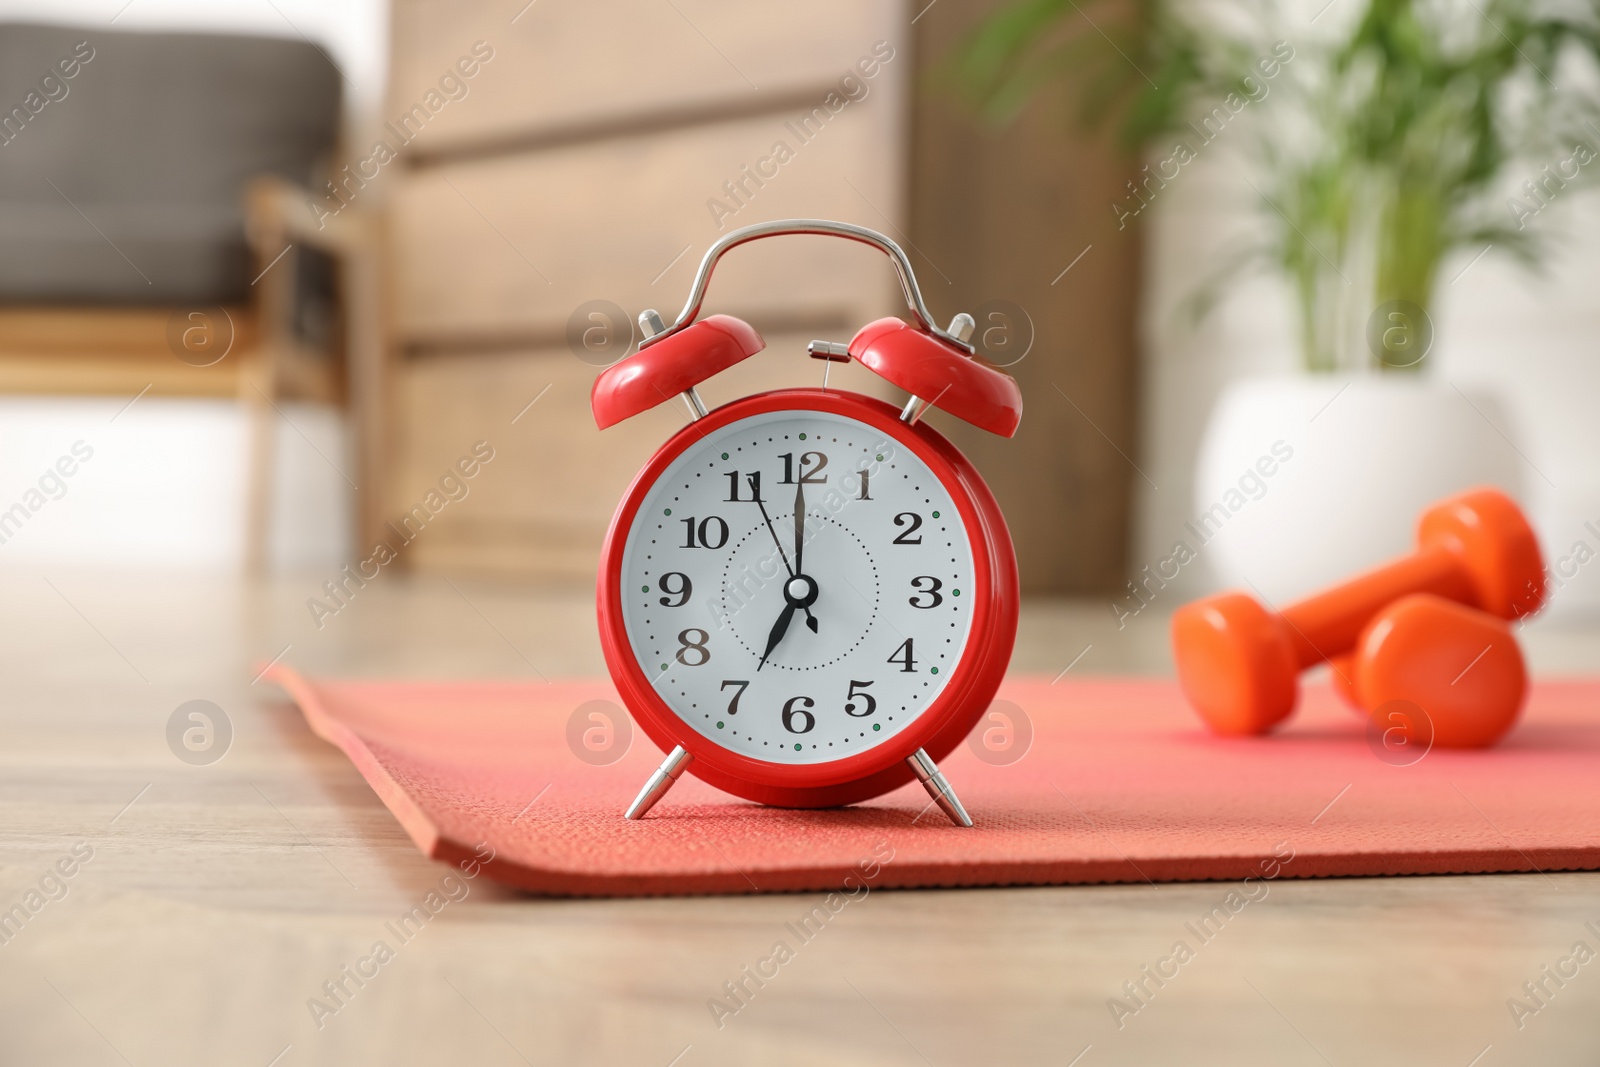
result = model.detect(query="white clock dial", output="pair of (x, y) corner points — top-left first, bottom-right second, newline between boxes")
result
(620, 410), (976, 765)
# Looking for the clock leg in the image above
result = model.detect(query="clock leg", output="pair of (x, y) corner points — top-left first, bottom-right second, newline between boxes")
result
(906, 748), (974, 827)
(624, 745), (693, 820)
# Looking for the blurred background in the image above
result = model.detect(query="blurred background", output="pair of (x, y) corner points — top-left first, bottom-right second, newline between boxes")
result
(2, 0), (1598, 625)
(6, 6), (1600, 1062)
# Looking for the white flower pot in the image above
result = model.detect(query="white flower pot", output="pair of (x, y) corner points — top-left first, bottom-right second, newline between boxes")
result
(1192, 376), (1524, 604)
(1531, 479), (1600, 619)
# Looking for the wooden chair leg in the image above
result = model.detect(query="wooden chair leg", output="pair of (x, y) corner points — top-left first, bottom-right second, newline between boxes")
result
(240, 354), (276, 576)
(242, 181), (294, 576)
(240, 176), (381, 572)
(345, 223), (388, 559)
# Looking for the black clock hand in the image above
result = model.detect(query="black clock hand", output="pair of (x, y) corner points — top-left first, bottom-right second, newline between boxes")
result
(752, 480), (795, 579)
(752, 475), (818, 656)
(753, 476), (818, 632)
(757, 601), (796, 672)
(793, 481), (817, 634)
(793, 480), (805, 578)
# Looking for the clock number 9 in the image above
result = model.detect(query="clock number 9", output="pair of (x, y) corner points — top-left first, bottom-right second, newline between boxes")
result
(844, 679), (876, 717)
(658, 572), (692, 607)
(675, 628), (710, 666)
(908, 576), (943, 608)
(782, 696), (816, 734)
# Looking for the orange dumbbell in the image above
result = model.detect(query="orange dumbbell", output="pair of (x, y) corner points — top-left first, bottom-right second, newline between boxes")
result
(1172, 487), (1543, 736)
(1340, 594), (1528, 748)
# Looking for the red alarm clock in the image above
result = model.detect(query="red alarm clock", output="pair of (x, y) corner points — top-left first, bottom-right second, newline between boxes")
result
(592, 220), (1021, 826)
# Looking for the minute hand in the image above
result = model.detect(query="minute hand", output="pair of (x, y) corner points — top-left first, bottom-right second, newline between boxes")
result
(752, 479), (794, 579)
(751, 477), (817, 634)
(793, 481), (817, 633)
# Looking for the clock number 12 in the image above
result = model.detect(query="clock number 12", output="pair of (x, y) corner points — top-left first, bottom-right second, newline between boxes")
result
(777, 451), (828, 484)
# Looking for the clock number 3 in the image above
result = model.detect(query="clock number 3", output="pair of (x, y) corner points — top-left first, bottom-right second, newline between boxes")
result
(675, 628), (710, 666)
(908, 576), (943, 608)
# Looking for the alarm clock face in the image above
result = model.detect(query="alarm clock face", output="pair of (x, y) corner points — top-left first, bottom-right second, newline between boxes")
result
(618, 409), (976, 765)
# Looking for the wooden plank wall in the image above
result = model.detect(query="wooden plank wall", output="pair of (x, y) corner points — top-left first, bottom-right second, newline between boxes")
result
(381, 0), (1140, 593)
(909, 2), (1142, 594)
(382, 0), (910, 584)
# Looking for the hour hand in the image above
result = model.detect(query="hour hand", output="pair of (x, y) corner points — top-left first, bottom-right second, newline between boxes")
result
(758, 603), (796, 671)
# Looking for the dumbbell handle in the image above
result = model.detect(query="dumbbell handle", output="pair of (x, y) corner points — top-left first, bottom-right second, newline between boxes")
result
(1280, 543), (1477, 668)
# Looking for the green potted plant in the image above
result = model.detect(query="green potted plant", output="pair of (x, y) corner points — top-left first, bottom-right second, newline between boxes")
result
(954, 0), (1600, 598)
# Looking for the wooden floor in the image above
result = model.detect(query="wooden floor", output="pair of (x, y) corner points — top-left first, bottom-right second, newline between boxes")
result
(2, 568), (1597, 1066)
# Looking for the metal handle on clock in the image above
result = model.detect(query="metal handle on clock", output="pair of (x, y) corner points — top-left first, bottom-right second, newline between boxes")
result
(638, 219), (974, 353)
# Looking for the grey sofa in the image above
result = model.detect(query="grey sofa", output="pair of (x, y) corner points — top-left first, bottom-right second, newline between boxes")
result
(0, 22), (340, 304)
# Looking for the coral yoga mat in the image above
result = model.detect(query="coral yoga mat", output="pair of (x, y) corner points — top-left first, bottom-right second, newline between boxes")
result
(266, 666), (1600, 896)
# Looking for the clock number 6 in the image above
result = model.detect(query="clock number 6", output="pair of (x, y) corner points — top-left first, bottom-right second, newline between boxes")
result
(844, 679), (876, 717)
(675, 628), (710, 666)
(782, 695), (816, 734)
(908, 576), (943, 608)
